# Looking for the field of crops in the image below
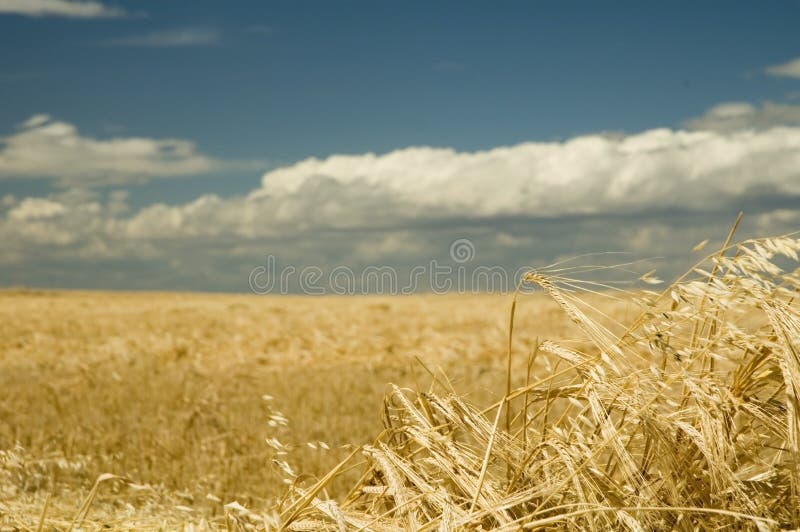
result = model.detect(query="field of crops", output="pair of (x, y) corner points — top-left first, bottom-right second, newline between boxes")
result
(2, 235), (799, 530)
(0, 289), (623, 529)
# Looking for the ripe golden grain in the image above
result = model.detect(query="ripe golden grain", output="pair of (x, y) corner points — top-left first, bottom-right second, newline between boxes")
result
(3, 233), (800, 530)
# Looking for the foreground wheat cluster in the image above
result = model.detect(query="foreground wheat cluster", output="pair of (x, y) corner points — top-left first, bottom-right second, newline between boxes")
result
(251, 236), (800, 531)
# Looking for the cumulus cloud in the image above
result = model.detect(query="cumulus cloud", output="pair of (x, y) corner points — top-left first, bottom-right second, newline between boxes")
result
(756, 209), (800, 231)
(249, 126), (800, 221)
(0, 0), (127, 18)
(104, 28), (220, 47)
(0, 114), (220, 186)
(8, 197), (66, 220)
(685, 101), (800, 131)
(2, 101), (800, 290)
(766, 57), (800, 79)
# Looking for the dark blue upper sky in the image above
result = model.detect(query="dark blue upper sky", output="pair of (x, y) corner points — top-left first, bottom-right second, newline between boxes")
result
(1, 0), (799, 206)
(3, 1), (799, 149)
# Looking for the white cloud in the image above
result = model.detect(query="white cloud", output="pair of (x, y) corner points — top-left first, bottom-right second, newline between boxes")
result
(8, 197), (66, 220)
(22, 114), (51, 128)
(766, 57), (800, 79)
(22, 119), (794, 250)
(756, 209), (800, 231)
(250, 126), (800, 221)
(685, 101), (800, 131)
(0, 0), (126, 18)
(2, 101), (800, 290)
(0, 114), (219, 185)
(8, 110), (799, 246)
(104, 28), (220, 47)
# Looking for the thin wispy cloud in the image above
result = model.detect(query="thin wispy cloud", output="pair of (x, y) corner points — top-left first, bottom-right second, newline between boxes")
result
(684, 101), (800, 131)
(0, 0), (127, 18)
(104, 27), (220, 47)
(765, 56), (800, 79)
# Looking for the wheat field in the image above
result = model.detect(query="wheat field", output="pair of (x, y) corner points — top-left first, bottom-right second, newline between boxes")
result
(2, 235), (800, 530)
(0, 288), (629, 529)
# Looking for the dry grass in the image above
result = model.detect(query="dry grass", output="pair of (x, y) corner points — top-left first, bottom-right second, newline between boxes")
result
(2, 233), (799, 530)
(0, 290), (629, 529)
(264, 234), (800, 531)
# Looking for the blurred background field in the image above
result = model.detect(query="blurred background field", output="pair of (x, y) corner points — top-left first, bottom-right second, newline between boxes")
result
(0, 289), (632, 528)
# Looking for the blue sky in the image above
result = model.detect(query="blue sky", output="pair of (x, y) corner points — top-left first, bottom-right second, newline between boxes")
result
(2, 2), (798, 162)
(1, 1), (799, 291)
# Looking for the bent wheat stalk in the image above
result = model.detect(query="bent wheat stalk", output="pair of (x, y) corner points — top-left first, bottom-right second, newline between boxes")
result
(271, 233), (800, 531)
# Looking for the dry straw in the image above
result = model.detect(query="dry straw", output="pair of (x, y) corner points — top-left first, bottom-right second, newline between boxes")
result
(259, 227), (800, 531)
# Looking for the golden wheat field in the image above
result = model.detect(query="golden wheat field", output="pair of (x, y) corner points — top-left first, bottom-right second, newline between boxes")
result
(0, 288), (628, 530)
(2, 235), (800, 530)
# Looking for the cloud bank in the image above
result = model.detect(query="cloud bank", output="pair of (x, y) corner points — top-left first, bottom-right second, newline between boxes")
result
(250, 125), (800, 222)
(1, 102), (799, 291)
(0, 0), (127, 18)
(0, 115), (219, 186)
